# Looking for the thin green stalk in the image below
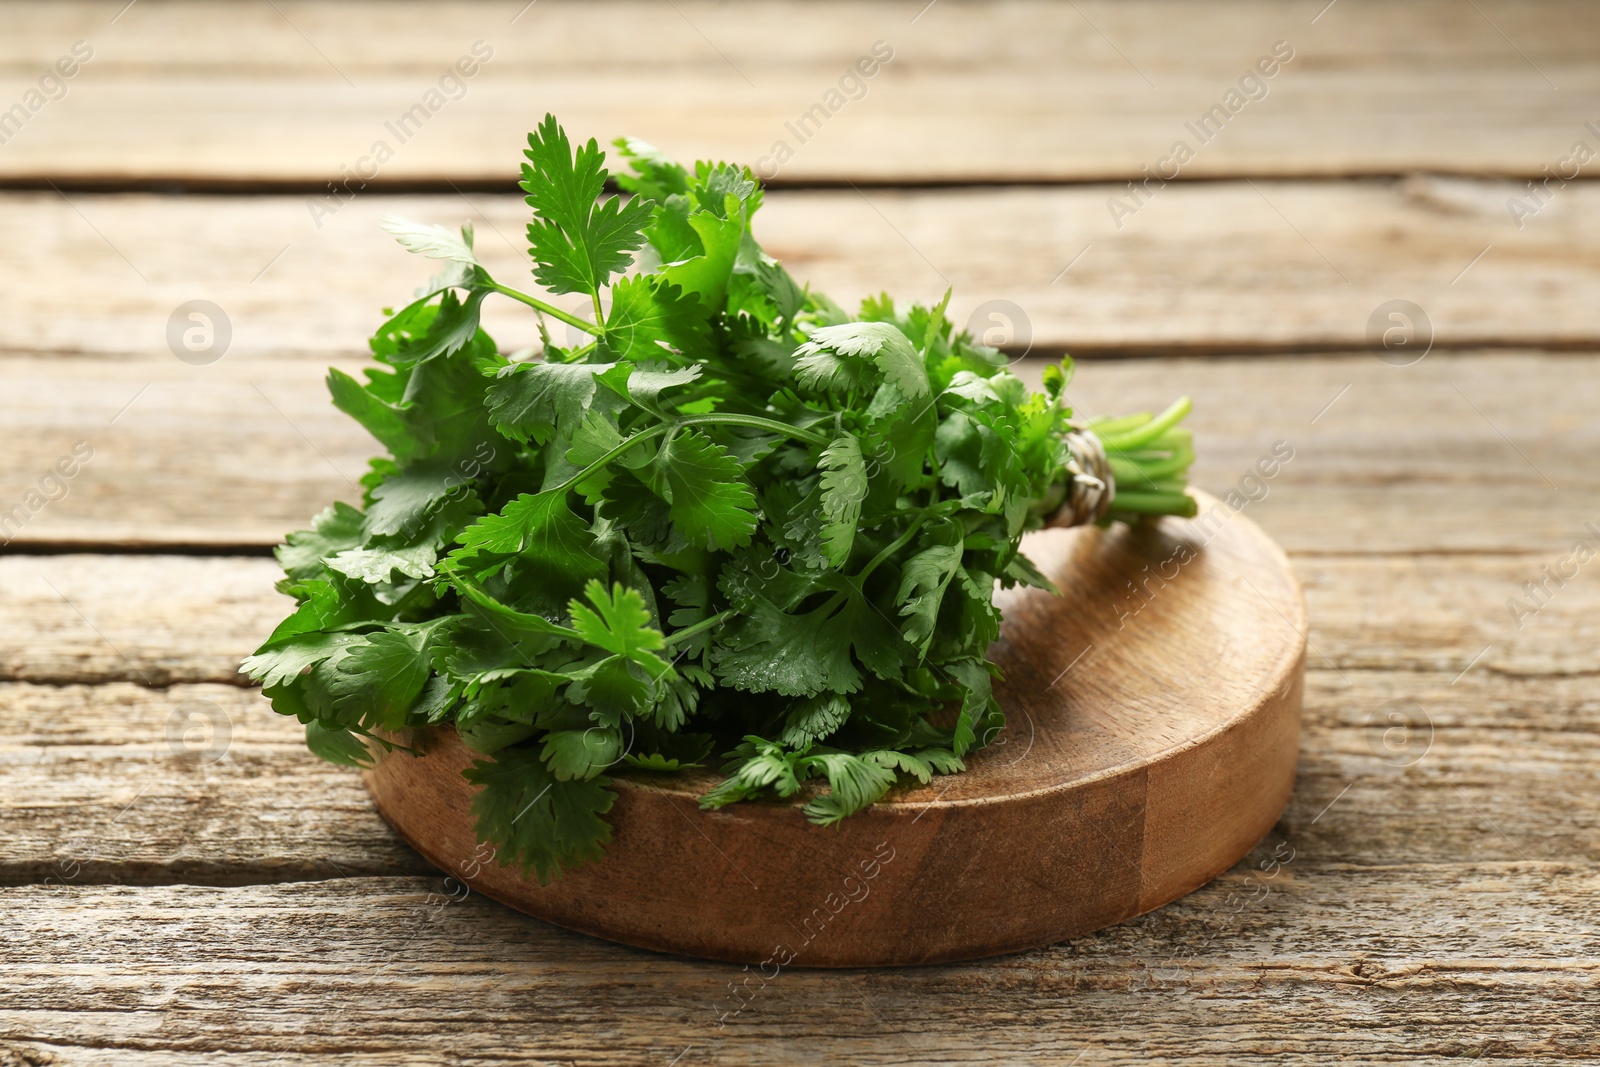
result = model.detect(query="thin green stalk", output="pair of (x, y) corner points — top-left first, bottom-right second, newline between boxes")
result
(1125, 446), (1195, 482)
(1101, 396), (1192, 453)
(490, 281), (601, 336)
(1110, 457), (1181, 495)
(550, 414), (831, 497)
(664, 608), (737, 646)
(1111, 490), (1198, 517)
(681, 412), (831, 446)
(1107, 456), (1150, 486)
(856, 512), (930, 585)
(1137, 477), (1188, 494)
(1087, 412), (1150, 436)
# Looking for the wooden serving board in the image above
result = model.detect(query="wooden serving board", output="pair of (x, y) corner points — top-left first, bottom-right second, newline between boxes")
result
(363, 491), (1304, 967)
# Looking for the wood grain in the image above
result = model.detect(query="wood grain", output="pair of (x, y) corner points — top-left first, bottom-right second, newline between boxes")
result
(1, 866), (1595, 1064)
(5, 181), (1597, 361)
(0, 0), (1592, 1051)
(4, 664), (1596, 886)
(0, 682), (427, 886)
(0, 349), (1594, 555)
(4, 1), (1600, 185)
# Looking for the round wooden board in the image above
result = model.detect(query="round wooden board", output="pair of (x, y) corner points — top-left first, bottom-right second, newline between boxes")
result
(363, 491), (1305, 967)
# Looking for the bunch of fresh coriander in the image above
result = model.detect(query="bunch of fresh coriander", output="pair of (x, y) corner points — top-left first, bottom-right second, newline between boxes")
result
(243, 115), (1197, 882)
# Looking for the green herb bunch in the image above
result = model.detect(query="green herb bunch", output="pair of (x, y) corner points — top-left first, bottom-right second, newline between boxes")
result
(243, 115), (1197, 882)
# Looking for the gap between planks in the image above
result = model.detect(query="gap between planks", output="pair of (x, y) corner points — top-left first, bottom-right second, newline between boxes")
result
(6, 0), (1600, 186)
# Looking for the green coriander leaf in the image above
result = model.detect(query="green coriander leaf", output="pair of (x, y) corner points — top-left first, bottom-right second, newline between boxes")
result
(563, 654), (655, 726)
(700, 737), (808, 809)
(780, 693), (851, 748)
(277, 503), (365, 582)
(466, 746), (615, 884)
(603, 275), (710, 363)
(242, 630), (363, 691)
(304, 720), (375, 768)
(448, 491), (604, 586)
(833, 585), (914, 680)
(327, 367), (420, 464)
(486, 360), (615, 445)
(793, 342), (866, 396)
(661, 209), (744, 310)
(459, 718), (538, 755)
(756, 258), (805, 326)
(568, 580), (671, 679)
(328, 543), (438, 584)
(565, 407), (629, 468)
(651, 669), (704, 731)
(865, 749), (934, 785)
(796, 322), (930, 399)
(947, 658), (1000, 757)
(325, 618), (456, 730)
(596, 359), (702, 418)
(613, 137), (689, 201)
(637, 193), (701, 266)
(866, 381), (937, 487)
(921, 289), (952, 355)
(799, 751), (898, 825)
(1002, 550), (1058, 593)
(623, 752), (694, 771)
(712, 597), (862, 697)
(380, 215), (481, 268)
(258, 577), (365, 645)
(918, 748), (966, 775)
(363, 460), (462, 537)
(543, 727), (624, 780)
(646, 429), (758, 551)
(521, 114), (653, 297)
(394, 288), (492, 366)
(895, 541), (964, 656)
(819, 432), (868, 567)
(449, 575), (582, 645)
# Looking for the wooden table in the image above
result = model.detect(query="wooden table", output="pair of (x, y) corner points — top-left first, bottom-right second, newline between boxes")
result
(3, 2), (1597, 1062)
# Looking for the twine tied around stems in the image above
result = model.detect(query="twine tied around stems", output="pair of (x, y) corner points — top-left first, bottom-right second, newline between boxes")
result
(1055, 426), (1115, 528)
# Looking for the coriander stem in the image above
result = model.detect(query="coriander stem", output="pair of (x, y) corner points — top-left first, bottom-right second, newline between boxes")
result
(856, 511), (929, 585)
(490, 282), (602, 336)
(1108, 446), (1194, 489)
(551, 413), (829, 497)
(1087, 412), (1150, 437)
(1128, 446), (1195, 482)
(552, 424), (671, 495)
(664, 608), (736, 646)
(1111, 490), (1198, 517)
(1101, 396), (1192, 453)
(1108, 457), (1167, 493)
(680, 413), (830, 446)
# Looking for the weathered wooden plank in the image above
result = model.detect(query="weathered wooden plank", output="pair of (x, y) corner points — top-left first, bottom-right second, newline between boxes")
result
(0, 557), (278, 686)
(0, 683), (426, 885)
(4, 1), (1600, 185)
(0, 866), (1594, 1064)
(4, 182), (1595, 360)
(2, 667), (1597, 887)
(1, 349), (1594, 555)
